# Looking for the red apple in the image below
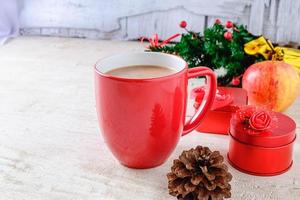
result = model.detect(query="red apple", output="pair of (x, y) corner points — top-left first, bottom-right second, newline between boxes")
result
(242, 61), (300, 112)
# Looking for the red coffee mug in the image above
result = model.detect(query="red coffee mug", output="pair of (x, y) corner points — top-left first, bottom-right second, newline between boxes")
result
(95, 52), (216, 168)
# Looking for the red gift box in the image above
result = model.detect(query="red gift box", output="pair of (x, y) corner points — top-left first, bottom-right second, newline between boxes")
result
(227, 106), (296, 176)
(193, 87), (248, 135)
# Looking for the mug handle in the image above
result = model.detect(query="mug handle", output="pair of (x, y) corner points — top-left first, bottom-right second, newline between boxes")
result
(182, 67), (217, 136)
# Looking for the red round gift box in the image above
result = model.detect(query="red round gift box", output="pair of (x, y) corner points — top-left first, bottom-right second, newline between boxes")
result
(228, 111), (296, 176)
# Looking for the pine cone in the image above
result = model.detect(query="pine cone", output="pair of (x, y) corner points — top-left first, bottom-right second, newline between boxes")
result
(167, 146), (232, 200)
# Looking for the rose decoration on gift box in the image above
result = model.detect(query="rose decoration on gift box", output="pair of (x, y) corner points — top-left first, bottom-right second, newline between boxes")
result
(191, 86), (233, 110)
(234, 106), (275, 134)
(249, 111), (271, 131)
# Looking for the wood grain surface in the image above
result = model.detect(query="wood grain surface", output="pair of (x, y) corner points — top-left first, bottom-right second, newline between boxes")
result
(18, 0), (300, 44)
(0, 37), (299, 200)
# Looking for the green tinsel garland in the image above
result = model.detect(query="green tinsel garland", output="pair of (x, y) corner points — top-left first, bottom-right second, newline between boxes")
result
(146, 20), (264, 86)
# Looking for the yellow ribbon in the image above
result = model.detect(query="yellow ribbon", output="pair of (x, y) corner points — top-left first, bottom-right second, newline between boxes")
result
(244, 36), (300, 74)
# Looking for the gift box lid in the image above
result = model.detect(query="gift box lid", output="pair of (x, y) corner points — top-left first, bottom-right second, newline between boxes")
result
(230, 107), (296, 147)
(192, 87), (247, 112)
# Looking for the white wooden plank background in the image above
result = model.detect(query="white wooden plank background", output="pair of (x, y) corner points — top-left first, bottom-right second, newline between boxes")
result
(0, 36), (299, 200)
(18, 0), (300, 44)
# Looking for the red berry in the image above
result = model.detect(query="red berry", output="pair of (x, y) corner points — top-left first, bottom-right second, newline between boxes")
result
(179, 20), (187, 28)
(231, 77), (240, 85)
(224, 31), (232, 40)
(215, 19), (221, 24)
(225, 21), (233, 28)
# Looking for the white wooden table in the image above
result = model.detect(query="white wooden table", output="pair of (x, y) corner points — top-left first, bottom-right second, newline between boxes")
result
(0, 37), (299, 200)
